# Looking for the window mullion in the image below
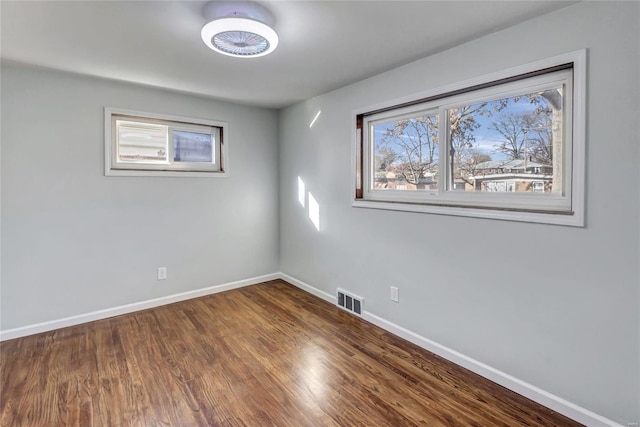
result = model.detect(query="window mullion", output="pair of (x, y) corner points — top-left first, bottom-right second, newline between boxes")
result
(438, 107), (447, 194)
(166, 126), (174, 166)
(212, 127), (218, 166)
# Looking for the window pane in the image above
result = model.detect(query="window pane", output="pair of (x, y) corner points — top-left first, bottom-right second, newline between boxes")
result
(117, 121), (168, 163)
(372, 113), (439, 191)
(449, 86), (562, 194)
(173, 131), (213, 163)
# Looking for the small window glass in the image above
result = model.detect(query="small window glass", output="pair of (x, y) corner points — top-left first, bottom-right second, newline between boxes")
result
(173, 130), (213, 163)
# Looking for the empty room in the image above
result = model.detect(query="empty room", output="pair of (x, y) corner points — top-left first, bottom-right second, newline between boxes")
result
(1, 1), (638, 426)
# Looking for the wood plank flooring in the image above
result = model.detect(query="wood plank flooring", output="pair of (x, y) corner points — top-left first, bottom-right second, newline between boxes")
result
(1, 280), (583, 426)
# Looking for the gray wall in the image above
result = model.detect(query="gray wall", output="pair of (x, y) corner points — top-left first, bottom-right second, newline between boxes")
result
(279, 2), (639, 424)
(1, 64), (280, 329)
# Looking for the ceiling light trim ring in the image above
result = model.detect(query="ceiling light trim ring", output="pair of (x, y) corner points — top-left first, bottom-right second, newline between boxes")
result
(201, 17), (278, 58)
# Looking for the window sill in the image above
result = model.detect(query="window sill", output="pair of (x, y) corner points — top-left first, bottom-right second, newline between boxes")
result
(352, 199), (583, 227)
(105, 169), (228, 178)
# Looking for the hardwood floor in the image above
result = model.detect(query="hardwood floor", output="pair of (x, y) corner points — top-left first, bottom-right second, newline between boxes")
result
(1, 280), (582, 426)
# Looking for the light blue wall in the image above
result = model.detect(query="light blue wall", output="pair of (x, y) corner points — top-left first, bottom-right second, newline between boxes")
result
(1, 64), (280, 329)
(278, 2), (639, 424)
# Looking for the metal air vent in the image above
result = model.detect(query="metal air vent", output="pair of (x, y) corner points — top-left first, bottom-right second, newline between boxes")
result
(337, 289), (363, 316)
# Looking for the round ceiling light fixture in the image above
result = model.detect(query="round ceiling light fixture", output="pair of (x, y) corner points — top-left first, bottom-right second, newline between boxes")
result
(201, 17), (278, 57)
(201, 2), (278, 58)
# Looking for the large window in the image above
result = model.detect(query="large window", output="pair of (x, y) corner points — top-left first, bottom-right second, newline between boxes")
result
(354, 51), (586, 226)
(105, 108), (227, 177)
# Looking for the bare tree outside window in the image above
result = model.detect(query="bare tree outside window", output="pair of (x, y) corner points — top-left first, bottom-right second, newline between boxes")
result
(373, 114), (439, 190)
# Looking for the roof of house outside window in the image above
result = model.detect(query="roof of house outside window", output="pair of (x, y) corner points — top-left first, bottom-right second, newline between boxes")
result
(475, 159), (550, 171)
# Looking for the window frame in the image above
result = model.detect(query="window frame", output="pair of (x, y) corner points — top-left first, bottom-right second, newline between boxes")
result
(105, 107), (228, 177)
(353, 50), (586, 227)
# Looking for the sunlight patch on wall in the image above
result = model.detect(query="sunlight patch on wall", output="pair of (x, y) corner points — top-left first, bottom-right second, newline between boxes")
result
(309, 110), (322, 128)
(297, 176), (306, 207)
(308, 192), (320, 231)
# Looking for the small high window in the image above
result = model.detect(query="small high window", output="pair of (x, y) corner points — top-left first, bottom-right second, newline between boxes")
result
(105, 108), (227, 177)
(354, 50), (586, 226)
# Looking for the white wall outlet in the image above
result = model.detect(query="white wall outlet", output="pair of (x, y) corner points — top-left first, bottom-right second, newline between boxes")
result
(390, 286), (399, 302)
(157, 267), (167, 280)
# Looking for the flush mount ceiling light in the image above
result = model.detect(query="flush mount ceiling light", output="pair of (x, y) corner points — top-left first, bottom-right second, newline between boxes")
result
(201, 18), (278, 57)
(201, 1), (278, 58)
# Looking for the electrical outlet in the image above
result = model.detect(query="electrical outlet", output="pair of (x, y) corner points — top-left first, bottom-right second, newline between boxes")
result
(390, 286), (399, 302)
(157, 267), (167, 280)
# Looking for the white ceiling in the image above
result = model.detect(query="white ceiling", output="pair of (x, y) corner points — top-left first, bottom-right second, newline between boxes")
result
(0, 1), (574, 109)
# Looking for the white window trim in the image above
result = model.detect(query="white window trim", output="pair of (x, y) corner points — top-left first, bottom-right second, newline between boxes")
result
(352, 49), (586, 227)
(105, 107), (229, 177)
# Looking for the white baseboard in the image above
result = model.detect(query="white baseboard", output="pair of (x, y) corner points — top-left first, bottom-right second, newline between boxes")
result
(279, 273), (623, 427)
(279, 272), (337, 303)
(0, 273), (280, 342)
